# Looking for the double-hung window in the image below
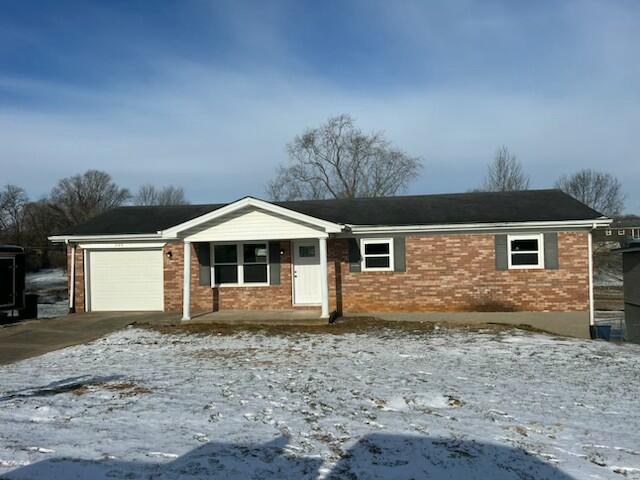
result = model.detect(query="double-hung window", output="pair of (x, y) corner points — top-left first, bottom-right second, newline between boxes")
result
(361, 238), (394, 272)
(242, 243), (268, 283)
(212, 242), (269, 286)
(507, 234), (544, 269)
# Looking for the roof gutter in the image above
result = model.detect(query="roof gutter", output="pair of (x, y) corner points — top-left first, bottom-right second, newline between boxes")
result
(48, 233), (163, 243)
(346, 218), (612, 235)
(48, 218), (612, 242)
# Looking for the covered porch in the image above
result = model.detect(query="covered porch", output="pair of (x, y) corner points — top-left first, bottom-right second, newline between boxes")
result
(163, 197), (343, 322)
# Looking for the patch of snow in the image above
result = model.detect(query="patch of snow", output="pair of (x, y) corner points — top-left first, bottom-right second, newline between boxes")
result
(25, 268), (68, 319)
(25, 269), (66, 290)
(594, 269), (623, 287)
(0, 326), (639, 479)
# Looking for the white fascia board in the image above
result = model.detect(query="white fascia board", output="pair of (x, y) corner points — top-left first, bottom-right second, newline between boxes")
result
(160, 196), (343, 237)
(78, 242), (167, 249)
(48, 233), (163, 243)
(347, 218), (612, 235)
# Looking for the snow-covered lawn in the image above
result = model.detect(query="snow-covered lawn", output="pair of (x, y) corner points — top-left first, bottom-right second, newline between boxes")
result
(25, 268), (68, 319)
(1, 324), (639, 479)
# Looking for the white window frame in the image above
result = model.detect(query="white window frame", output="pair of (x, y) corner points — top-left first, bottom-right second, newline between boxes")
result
(618, 229), (626, 236)
(210, 242), (270, 287)
(605, 229), (612, 236)
(507, 233), (544, 270)
(360, 238), (394, 272)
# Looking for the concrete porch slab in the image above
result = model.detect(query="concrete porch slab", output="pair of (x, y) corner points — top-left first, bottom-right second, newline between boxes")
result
(185, 309), (328, 326)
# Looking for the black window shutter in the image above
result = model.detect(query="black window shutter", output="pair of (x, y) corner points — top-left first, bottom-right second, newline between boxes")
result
(195, 243), (211, 286)
(544, 232), (559, 269)
(348, 238), (361, 272)
(495, 235), (508, 271)
(269, 241), (281, 285)
(393, 237), (406, 272)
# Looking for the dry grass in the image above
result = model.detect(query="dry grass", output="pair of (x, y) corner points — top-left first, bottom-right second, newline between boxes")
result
(145, 316), (543, 338)
(71, 381), (151, 397)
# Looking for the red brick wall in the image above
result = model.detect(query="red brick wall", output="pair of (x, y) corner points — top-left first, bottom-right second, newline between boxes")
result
(163, 242), (213, 313)
(328, 232), (589, 313)
(68, 244), (85, 312)
(163, 240), (295, 313)
(70, 231), (590, 314)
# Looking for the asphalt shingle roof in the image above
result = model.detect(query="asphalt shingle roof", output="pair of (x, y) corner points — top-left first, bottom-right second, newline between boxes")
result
(57, 189), (605, 236)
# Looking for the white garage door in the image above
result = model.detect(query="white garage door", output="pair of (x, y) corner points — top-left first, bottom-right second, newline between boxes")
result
(87, 249), (163, 311)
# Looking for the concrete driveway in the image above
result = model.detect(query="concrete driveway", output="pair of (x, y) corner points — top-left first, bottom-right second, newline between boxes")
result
(0, 312), (178, 365)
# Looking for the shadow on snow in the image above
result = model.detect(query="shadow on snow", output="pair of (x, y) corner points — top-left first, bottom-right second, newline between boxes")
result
(0, 375), (126, 402)
(3, 433), (577, 479)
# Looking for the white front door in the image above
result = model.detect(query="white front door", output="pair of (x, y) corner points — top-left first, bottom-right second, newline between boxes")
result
(293, 240), (321, 305)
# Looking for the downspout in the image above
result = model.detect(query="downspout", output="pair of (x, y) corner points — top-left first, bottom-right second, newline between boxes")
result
(69, 241), (76, 314)
(588, 225), (595, 335)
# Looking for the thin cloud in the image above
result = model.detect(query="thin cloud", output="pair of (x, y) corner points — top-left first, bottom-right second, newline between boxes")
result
(0, 0), (638, 211)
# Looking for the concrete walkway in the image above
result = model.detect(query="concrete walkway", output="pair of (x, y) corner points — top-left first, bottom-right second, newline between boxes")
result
(187, 309), (327, 326)
(0, 312), (178, 365)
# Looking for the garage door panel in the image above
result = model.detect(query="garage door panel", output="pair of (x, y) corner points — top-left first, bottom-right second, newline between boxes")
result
(88, 249), (163, 311)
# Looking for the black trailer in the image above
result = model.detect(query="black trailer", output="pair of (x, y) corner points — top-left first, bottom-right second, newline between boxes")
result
(0, 245), (26, 313)
(614, 239), (640, 344)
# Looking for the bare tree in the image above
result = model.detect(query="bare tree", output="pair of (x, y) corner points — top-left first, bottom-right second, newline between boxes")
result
(133, 185), (189, 206)
(555, 169), (624, 216)
(49, 170), (130, 227)
(0, 184), (29, 243)
(266, 114), (422, 200)
(478, 146), (530, 192)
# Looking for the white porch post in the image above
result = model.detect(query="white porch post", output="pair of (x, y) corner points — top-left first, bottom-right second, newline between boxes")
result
(68, 242), (76, 313)
(182, 240), (191, 321)
(588, 230), (594, 327)
(319, 237), (330, 319)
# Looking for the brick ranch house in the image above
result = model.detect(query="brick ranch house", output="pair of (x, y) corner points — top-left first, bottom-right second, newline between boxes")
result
(49, 189), (611, 338)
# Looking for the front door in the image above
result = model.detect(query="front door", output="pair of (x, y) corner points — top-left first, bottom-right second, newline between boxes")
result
(293, 240), (321, 305)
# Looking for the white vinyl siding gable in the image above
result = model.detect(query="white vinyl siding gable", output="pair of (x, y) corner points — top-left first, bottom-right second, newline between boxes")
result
(184, 207), (327, 242)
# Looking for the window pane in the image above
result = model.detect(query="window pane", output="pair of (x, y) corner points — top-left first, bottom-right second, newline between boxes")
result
(214, 244), (237, 263)
(511, 253), (539, 266)
(215, 265), (238, 284)
(299, 245), (316, 258)
(510, 239), (538, 252)
(244, 264), (268, 283)
(365, 242), (390, 255)
(243, 243), (267, 263)
(365, 256), (390, 268)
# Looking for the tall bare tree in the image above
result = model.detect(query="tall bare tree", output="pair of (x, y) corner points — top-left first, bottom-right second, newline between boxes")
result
(267, 114), (422, 200)
(49, 170), (130, 228)
(478, 146), (530, 192)
(555, 169), (624, 216)
(0, 184), (29, 243)
(133, 185), (189, 206)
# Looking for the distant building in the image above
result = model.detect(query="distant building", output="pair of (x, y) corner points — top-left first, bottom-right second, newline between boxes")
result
(594, 216), (640, 245)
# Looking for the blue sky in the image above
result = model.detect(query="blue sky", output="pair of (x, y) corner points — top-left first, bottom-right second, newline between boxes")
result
(1, 0), (639, 212)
